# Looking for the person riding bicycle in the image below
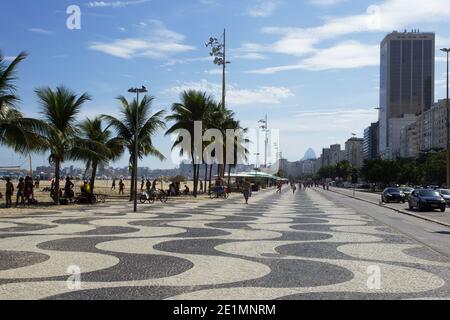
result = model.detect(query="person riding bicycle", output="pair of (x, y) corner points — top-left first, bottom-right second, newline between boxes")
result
(183, 185), (190, 196)
(145, 179), (152, 193)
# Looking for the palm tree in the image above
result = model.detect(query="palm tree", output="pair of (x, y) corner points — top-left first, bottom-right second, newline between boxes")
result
(0, 52), (26, 113)
(103, 95), (166, 201)
(0, 52), (47, 154)
(226, 120), (250, 187)
(165, 90), (216, 197)
(208, 104), (235, 178)
(36, 86), (106, 204)
(79, 117), (125, 195)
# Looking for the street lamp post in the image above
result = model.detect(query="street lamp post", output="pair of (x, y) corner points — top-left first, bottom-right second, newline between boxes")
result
(254, 153), (261, 170)
(259, 115), (268, 168)
(128, 86), (148, 213)
(206, 30), (230, 178)
(206, 29), (230, 111)
(441, 48), (450, 188)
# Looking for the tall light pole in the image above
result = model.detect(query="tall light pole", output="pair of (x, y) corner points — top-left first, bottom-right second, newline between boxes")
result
(128, 86), (148, 213)
(206, 29), (230, 111)
(254, 153), (261, 170)
(273, 142), (279, 167)
(207, 30), (229, 178)
(441, 48), (450, 188)
(259, 115), (268, 168)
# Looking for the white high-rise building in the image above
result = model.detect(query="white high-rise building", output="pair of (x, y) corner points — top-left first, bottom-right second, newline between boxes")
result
(345, 138), (364, 168)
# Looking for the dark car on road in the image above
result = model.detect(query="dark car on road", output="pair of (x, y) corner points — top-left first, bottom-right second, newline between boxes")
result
(382, 188), (406, 203)
(408, 189), (446, 212)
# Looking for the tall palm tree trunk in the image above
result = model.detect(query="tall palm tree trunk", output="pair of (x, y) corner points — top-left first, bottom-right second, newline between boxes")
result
(196, 164), (201, 195)
(208, 164), (213, 194)
(204, 164), (208, 193)
(90, 161), (98, 195)
(54, 158), (61, 205)
(130, 160), (135, 201)
(192, 163), (198, 198)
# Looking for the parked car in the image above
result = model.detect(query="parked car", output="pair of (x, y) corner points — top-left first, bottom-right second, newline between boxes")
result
(408, 189), (446, 212)
(438, 189), (450, 207)
(399, 187), (414, 200)
(382, 188), (406, 203)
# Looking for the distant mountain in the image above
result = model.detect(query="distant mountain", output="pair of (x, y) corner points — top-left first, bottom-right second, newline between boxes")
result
(301, 148), (317, 161)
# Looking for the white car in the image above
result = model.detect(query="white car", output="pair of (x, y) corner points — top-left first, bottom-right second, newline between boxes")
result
(438, 189), (450, 207)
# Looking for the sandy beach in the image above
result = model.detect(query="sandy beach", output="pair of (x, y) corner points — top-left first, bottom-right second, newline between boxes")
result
(0, 178), (215, 215)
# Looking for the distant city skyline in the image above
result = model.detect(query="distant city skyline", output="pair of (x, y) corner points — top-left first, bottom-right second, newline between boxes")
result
(1, 0), (450, 170)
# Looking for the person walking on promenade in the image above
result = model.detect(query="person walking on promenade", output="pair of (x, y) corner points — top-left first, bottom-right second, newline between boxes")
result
(111, 178), (117, 191)
(24, 176), (34, 205)
(5, 178), (13, 208)
(141, 177), (145, 191)
(16, 178), (25, 207)
(242, 179), (252, 204)
(276, 181), (282, 194)
(292, 183), (297, 194)
(64, 177), (75, 203)
(118, 179), (125, 195)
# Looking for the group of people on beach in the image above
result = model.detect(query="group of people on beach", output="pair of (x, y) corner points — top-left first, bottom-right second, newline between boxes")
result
(3, 176), (36, 208)
(111, 178), (125, 195)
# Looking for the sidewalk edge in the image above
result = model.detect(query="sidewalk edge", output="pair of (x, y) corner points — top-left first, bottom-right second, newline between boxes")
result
(319, 188), (450, 229)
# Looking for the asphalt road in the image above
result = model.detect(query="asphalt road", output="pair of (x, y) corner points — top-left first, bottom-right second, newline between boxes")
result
(330, 187), (450, 227)
(316, 188), (450, 259)
(0, 187), (450, 300)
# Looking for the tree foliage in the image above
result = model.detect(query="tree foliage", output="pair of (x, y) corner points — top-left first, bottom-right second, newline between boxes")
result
(361, 152), (447, 186)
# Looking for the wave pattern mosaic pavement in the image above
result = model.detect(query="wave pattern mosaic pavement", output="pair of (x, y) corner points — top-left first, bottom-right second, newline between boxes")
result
(0, 189), (450, 300)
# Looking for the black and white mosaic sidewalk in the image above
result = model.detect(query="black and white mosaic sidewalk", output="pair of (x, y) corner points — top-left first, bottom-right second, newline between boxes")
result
(1, 189), (450, 300)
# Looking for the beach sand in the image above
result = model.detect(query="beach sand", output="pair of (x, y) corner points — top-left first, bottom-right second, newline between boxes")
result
(0, 179), (215, 215)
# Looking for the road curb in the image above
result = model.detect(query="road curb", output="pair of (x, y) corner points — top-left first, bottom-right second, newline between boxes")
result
(321, 188), (450, 229)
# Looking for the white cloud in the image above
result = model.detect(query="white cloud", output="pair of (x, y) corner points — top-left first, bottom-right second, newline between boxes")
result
(301, 41), (379, 70)
(28, 28), (54, 36)
(87, 0), (150, 8)
(252, 108), (377, 161)
(247, 0), (282, 17)
(88, 20), (195, 59)
(231, 44), (271, 60)
(293, 108), (378, 134)
(242, 0), (450, 73)
(248, 41), (379, 74)
(161, 56), (212, 67)
(232, 52), (268, 60)
(204, 69), (222, 75)
(271, 108), (377, 134)
(309, 0), (348, 6)
(162, 79), (293, 106)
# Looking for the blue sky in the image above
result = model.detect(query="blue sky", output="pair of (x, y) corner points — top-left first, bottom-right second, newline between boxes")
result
(1, 0), (450, 170)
